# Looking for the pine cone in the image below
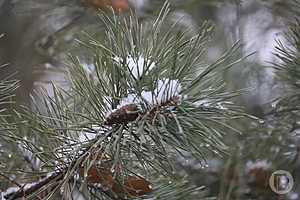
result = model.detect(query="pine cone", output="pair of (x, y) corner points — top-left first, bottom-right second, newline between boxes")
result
(105, 104), (140, 126)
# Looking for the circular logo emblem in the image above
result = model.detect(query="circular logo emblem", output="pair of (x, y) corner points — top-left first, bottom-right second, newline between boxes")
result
(269, 170), (294, 194)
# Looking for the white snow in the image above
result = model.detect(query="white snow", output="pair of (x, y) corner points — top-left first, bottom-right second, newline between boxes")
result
(80, 55), (182, 120)
(119, 78), (181, 107)
(193, 99), (211, 107)
(81, 62), (95, 76)
(0, 171), (58, 199)
(78, 125), (105, 143)
(113, 55), (182, 107)
(80, 55), (182, 109)
(114, 55), (156, 79)
(193, 99), (229, 110)
(1, 187), (19, 199)
(18, 137), (41, 171)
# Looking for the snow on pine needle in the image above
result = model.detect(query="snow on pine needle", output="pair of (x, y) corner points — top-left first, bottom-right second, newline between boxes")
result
(83, 54), (182, 113)
(113, 55), (181, 107)
(113, 55), (156, 80)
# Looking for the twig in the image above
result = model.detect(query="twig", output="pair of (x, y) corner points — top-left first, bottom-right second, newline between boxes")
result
(3, 172), (63, 200)
(3, 131), (119, 199)
(104, 95), (181, 125)
(148, 96), (180, 123)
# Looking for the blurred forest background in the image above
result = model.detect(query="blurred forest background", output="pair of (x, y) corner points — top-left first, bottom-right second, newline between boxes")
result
(0, 0), (300, 199)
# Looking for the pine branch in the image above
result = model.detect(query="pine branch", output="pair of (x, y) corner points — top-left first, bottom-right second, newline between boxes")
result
(104, 95), (181, 126)
(3, 172), (63, 200)
(1, 136), (121, 200)
(0, 2), (247, 199)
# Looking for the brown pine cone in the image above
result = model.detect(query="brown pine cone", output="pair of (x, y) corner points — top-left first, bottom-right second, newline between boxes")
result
(105, 104), (140, 126)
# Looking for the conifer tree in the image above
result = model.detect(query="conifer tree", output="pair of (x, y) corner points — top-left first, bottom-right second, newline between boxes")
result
(0, 2), (248, 199)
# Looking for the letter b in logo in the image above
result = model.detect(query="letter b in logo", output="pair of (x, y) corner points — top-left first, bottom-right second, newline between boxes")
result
(269, 170), (294, 194)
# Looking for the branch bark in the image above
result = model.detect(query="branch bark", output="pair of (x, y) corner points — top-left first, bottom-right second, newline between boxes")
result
(3, 172), (63, 200)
